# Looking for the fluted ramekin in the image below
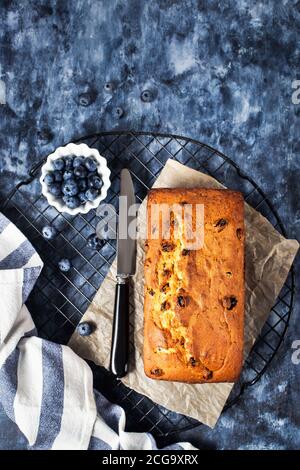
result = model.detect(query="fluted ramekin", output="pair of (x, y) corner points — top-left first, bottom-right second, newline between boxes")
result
(40, 143), (111, 215)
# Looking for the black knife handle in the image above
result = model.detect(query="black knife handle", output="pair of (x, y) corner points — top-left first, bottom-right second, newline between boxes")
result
(109, 278), (129, 378)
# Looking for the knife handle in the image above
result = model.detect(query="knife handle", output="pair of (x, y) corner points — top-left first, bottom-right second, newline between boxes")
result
(109, 277), (129, 378)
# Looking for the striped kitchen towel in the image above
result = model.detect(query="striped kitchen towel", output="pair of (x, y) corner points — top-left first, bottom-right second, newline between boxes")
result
(0, 213), (196, 450)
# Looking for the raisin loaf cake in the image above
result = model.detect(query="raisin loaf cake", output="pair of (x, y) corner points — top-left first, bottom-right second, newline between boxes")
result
(143, 188), (245, 383)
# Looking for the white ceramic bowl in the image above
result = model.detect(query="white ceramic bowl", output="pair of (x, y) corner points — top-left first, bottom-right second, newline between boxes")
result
(40, 143), (111, 215)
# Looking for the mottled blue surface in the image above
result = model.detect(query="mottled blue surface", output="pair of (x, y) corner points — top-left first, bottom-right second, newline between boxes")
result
(0, 0), (299, 450)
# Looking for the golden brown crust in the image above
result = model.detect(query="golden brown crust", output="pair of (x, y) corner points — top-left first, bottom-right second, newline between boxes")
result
(143, 188), (245, 383)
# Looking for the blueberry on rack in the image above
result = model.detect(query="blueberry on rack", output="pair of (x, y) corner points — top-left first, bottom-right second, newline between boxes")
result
(87, 233), (104, 250)
(96, 224), (110, 241)
(58, 258), (72, 272)
(42, 225), (57, 240)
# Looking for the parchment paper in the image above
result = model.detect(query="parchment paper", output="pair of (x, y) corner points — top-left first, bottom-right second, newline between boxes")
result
(69, 159), (299, 428)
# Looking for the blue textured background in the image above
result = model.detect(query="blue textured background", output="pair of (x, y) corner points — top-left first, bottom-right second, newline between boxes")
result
(0, 0), (299, 450)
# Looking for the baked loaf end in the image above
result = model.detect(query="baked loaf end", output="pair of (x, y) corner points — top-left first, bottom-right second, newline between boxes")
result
(143, 188), (245, 383)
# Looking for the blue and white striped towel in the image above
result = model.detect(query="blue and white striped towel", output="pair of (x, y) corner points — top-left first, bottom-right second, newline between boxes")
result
(0, 213), (196, 450)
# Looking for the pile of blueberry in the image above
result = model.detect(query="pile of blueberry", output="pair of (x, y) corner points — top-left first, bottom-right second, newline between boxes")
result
(43, 155), (103, 209)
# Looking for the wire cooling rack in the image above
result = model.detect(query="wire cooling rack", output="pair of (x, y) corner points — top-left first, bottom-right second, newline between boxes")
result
(1, 131), (295, 440)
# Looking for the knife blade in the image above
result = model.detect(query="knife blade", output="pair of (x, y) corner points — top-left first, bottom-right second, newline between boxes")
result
(109, 169), (136, 378)
(117, 169), (136, 276)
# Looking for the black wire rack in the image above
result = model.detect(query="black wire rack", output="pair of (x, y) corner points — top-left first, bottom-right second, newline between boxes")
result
(1, 130), (295, 440)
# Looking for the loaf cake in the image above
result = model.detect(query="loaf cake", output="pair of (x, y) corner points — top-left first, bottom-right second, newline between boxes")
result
(143, 188), (245, 383)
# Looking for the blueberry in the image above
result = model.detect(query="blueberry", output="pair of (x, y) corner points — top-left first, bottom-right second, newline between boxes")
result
(78, 191), (87, 203)
(141, 90), (154, 102)
(78, 93), (94, 107)
(87, 170), (98, 178)
(104, 82), (114, 92)
(62, 179), (78, 196)
(74, 165), (88, 178)
(88, 175), (103, 189)
(73, 156), (85, 168)
(85, 188), (99, 201)
(77, 321), (95, 336)
(78, 178), (87, 191)
(64, 156), (74, 170)
(42, 225), (57, 240)
(38, 127), (53, 143)
(48, 182), (62, 196)
(53, 158), (65, 171)
(87, 233), (104, 250)
(113, 106), (124, 118)
(43, 173), (54, 185)
(63, 169), (74, 180)
(63, 196), (81, 209)
(58, 258), (71, 272)
(52, 170), (63, 182)
(96, 224), (110, 241)
(84, 157), (97, 172)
